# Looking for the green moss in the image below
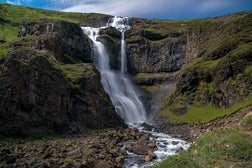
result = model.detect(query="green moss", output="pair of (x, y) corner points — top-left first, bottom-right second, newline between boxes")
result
(244, 65), (252, 74)
(21, 35), (38, 41)
(152, 127), (252, 168)
(135, 72), (167, 81)
(160, 96), (252, 124)
(0, 46), (12, 57)
(228, 42), (252, 58)
(141, 86), (161, 95)
(242, 115), (252, 127)
(127, 35), (142, 42)
(199, 59), (221, 69)
(205, 31), (252, 60)
(11, 58), (28, 67)
(57, 63), (95, 83)
(194, 82), (213, 106)
(158, 12), (252, 124)
(61, 53), (82, 64)
(64, 157), (74, 163)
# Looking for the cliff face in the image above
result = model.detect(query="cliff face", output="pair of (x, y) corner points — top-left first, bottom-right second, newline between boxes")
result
(0, 19), (124, 136)
(121, 13), (252, 123)
(126, 19), (187, 73)
(52, 11), (251, 124)
(0, 3), (251, 131)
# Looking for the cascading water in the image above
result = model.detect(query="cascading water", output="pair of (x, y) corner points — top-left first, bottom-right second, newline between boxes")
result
(82, 17), (190, 168)
(82, 17), (146, 125)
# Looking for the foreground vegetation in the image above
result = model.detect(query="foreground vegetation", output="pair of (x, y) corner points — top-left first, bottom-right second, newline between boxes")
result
(152, 114), (252, 168)
(160, 96), (252, 124)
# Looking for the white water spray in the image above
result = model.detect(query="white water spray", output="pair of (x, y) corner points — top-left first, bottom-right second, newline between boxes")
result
(82, 17), (146, 125)
(82, 17), (190, 168)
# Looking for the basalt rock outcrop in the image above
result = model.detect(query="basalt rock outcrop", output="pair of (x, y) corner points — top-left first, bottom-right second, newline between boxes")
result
(118, 13), (252, 122)
(126, 29), (186, 73)
(18, 19), (91, 63)
(161, 13), (252, 117)
(0, 19), (125, 136)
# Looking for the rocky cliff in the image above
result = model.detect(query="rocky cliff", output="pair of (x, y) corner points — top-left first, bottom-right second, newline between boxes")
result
(119, 13), (252, 123)
(0, 19), (124, 136)
(1, 3), (252, 134)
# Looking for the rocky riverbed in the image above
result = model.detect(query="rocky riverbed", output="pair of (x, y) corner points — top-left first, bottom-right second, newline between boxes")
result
(1, 105), (251, 168)
(0, 128), (162, 168)
(152, 105), (252, 142)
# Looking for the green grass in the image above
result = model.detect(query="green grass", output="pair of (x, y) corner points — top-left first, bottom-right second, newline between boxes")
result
(228, 42), (252, 58)
(244, 65), (252, 74)
(158, 12), (252, 124)
(141, 85), (161, 95)
(0, 3), (108, 25)
(0, 46), (12, 57)
(10, 58), (28, 67)
(0, 3), (109, 43)
(160, 96), (252, 124)
(135, 72), (168, 80)
(152, 127), (252, 168)
(64, 157), (74, 163)
(199, 59), (221, 69)
(0, 24), (19, 42)
(205, 32), (252, 60)
(242, 114), (252, 127)
(57, 63), (96, 83)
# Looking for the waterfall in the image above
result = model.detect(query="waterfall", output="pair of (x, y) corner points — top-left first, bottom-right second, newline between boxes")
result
(82, 17), (190, 168)
(82, 17), (146, 125)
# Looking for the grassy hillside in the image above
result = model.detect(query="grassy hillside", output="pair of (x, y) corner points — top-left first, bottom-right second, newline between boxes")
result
(152, 114), (252, 168)
(0, 3), (110, 57)
(131, 12), (252, 124)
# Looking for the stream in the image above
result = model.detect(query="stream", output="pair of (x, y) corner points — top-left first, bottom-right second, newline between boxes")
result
(82, 16), (190, 168)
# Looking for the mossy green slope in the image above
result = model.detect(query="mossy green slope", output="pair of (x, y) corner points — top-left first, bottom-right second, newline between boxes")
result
(152, 115), (252, 168)
(154, 12), (252, 124)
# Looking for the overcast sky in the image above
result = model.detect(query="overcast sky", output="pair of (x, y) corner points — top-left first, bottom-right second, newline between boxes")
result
(1, 0), (252, 19)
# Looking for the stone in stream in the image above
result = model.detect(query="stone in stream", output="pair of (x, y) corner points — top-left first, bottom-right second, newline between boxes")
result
(143, 151), (156, 162)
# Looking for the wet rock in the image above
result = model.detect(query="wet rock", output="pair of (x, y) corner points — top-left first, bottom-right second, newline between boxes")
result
(172, 141), (179, 145)
(147, 141), (157, 149)
(42, 151), (52, 159)
(120, 149), (127, 155)
(115, 156), (124, 165)
(176, 147), (184, 153)
(137, 134), (150, 144)
(143, 151), (156, 162)
(6, 154), (16, 164)
(95, 160), (112, 168)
